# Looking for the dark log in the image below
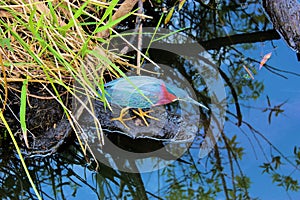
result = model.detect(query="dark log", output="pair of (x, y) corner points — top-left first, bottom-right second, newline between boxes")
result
(24, 94), (198, 164)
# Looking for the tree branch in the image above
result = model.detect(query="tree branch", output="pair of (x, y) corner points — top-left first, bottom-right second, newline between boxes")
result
(139, 30), (281, 58)
(199, 30), (281, 50)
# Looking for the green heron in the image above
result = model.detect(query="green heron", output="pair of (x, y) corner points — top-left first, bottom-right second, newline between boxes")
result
(101, 76), (208, 129)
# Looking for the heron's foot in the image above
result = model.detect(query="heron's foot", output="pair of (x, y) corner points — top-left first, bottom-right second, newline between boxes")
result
(132, 108), (159, 126)
(111, 107), (136, 129)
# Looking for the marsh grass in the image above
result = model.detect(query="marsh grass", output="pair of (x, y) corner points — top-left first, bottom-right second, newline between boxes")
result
(0, 0), (142, 198)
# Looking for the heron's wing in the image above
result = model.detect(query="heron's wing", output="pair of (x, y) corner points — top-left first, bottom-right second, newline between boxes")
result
(104, 76), (165, 108)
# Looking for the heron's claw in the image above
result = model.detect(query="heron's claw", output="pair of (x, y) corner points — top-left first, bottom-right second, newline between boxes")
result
(132, 108), (159, 126)
(111, 107), (136, 129)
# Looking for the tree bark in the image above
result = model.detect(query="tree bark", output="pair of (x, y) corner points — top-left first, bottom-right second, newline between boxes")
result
(262, 0), (300, 57)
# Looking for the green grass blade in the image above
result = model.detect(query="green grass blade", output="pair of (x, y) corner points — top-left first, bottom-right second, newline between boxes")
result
(20, 78), (29, 148)
(99, 0), (119, 23)
(0, 111), (42, 200)
(94, 11), (134, 34)
(62, 0), (90, 32)
(48, 1), (59, 25)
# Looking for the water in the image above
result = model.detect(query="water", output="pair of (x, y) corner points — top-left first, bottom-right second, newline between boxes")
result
(1, 0), (300, 199)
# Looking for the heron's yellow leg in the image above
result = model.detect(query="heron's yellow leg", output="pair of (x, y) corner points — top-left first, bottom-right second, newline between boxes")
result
(111, 107), (136, 129)
(132, 108), (159, 126)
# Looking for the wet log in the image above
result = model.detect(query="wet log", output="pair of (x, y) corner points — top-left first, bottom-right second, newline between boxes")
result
(25, 95), (198, 162)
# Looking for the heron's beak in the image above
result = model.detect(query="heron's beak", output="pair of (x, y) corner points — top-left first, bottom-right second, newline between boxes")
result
(178, 97), (209, 110)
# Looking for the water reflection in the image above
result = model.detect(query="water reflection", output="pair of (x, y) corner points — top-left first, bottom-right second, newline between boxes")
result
(1, 0), (300, 199)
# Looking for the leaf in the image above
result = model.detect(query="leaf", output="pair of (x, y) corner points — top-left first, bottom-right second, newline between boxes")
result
(272, 173), (281, 183)
(94, 11), (134, 34)
(164, 7), (175, 25)
(179, 0), (186, 10)
(294, 146), (298, 155)
(20, 78), (29, 148)
(242, 65), (254, 79)
(259, 52), (272, 70)
(0, 38), (13, 51)
(266, 95), (271, 107)
(268, 110), (273, 124)
(100, 0), (119, 23)
(260, 163), (273, 174)
(272, 156), (282, 169)
(61, 0), (90, 32)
